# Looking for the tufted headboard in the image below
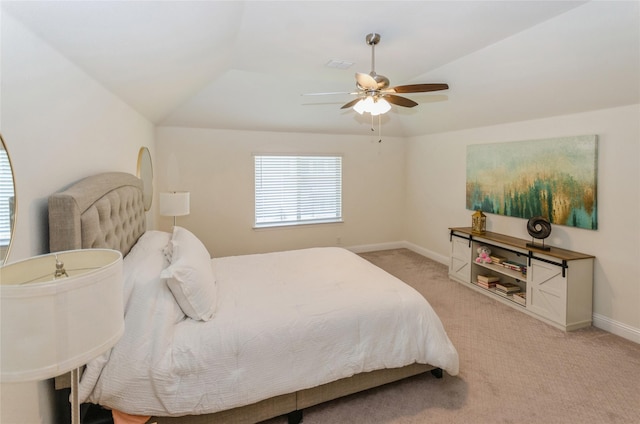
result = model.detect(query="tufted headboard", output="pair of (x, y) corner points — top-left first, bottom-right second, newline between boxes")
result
(48, 172), (146, 256)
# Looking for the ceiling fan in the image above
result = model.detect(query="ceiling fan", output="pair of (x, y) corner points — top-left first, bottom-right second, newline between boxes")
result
(307, 33), (449, 116)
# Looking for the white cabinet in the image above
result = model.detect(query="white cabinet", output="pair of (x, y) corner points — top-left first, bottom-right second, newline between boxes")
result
(448, 227), (594, 331)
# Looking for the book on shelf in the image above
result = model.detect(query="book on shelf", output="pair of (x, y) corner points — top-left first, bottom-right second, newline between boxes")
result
(495, 289), (516, 298)
(512, 292), (526, 305)
(476, 280), (497, 289)
(477, 274), (500, 283)
(495, 282), (521, 294)
(490, 255), (507, 264)
(500, 260), (527, 273)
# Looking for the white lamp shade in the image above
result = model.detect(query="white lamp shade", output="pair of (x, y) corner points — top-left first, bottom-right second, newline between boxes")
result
(159, 192), (190, 217)
(352, 96), (391, 116)
(0, 249), (124, 383)
(370, 98), (391, 115)
(353, 98), (367, 115)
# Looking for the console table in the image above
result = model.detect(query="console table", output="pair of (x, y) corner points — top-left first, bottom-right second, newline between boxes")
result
(448, 227), (595, 331)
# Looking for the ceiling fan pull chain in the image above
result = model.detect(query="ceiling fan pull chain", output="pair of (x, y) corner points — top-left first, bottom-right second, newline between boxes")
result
(378, 114), (382, 143)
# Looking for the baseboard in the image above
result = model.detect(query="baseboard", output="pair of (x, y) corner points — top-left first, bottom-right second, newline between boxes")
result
(401, 241), (449, 265)
(347, 241), (407, 254)
(348, 241), (449, 265)
(592, 313), (640, 344)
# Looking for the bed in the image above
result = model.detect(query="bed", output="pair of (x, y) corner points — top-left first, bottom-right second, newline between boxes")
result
(49, 172), (459, 424)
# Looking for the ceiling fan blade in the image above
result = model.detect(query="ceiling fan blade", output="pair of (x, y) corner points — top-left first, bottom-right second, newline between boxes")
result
(302, 91), (358, 96)
(340, 98), (363, 109)
(384, 94), (419, 108)
(389, 83), (449, 93)
(355, 72), (378, 90)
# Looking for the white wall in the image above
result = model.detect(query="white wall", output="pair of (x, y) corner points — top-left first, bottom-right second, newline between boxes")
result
(0, 12), (155, 423)
(156, 127), (406, 257)
(405, 104), (640, 341)
(1, 6), (638, 422)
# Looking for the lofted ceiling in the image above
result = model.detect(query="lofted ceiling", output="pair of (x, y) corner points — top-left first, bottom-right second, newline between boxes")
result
(2, 1), (639, 137)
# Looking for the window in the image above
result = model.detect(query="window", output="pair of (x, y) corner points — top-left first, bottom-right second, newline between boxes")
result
(254, 155), (342, 228)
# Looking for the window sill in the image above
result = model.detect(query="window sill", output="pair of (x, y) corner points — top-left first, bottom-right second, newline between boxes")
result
(253, 220), (344, 230)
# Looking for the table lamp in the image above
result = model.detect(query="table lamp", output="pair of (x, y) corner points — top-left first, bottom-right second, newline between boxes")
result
(159, 191), (190, 226)
(1, 249), (124, 424)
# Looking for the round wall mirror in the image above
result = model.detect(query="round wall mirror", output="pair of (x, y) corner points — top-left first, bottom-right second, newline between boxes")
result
(0, 133), (16, 264)
(136, 147), (153, 211)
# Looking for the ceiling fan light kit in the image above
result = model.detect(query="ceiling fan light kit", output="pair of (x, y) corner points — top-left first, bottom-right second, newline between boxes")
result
(353, 96), (391, 116)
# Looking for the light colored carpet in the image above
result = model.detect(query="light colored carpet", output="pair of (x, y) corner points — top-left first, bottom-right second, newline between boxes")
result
(262, 248), (640, 424)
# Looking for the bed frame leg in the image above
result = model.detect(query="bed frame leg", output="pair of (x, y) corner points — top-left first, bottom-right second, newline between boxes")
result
(287, 409), (303, 424)
(430, 368), (443, 379)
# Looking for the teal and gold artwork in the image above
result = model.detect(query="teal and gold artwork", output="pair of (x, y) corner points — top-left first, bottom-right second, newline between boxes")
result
(466, 135), (598, 230)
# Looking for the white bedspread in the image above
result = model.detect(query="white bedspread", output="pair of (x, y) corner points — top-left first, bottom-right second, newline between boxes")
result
(79, 233), (458, 417)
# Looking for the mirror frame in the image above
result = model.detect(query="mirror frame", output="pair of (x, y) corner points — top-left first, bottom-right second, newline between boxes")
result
(136, 147), (153, 211)
(0, 133), (16, 265)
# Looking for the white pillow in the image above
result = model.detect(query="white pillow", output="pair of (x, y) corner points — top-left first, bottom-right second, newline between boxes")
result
(160, 226), (217, 321)
(162, 243), (173, 263)
(122, 230), (172, 309)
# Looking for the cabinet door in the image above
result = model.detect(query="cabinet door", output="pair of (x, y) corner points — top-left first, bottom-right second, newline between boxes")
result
(449, 236), (472, 283)
(527, 258), (567, 326)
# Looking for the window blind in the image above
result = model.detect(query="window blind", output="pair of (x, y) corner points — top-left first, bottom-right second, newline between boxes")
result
(0, 149), (14, 246)
(254, 155), (342, 227)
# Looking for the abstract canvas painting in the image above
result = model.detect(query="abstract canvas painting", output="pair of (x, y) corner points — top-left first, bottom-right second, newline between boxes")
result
(466, 135), (598, 230)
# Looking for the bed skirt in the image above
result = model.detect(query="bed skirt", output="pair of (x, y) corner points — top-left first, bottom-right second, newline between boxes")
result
(151, 363), (438, 424)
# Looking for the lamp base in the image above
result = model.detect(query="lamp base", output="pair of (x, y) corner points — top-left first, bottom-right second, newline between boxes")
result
(71, 368), (80, 424)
